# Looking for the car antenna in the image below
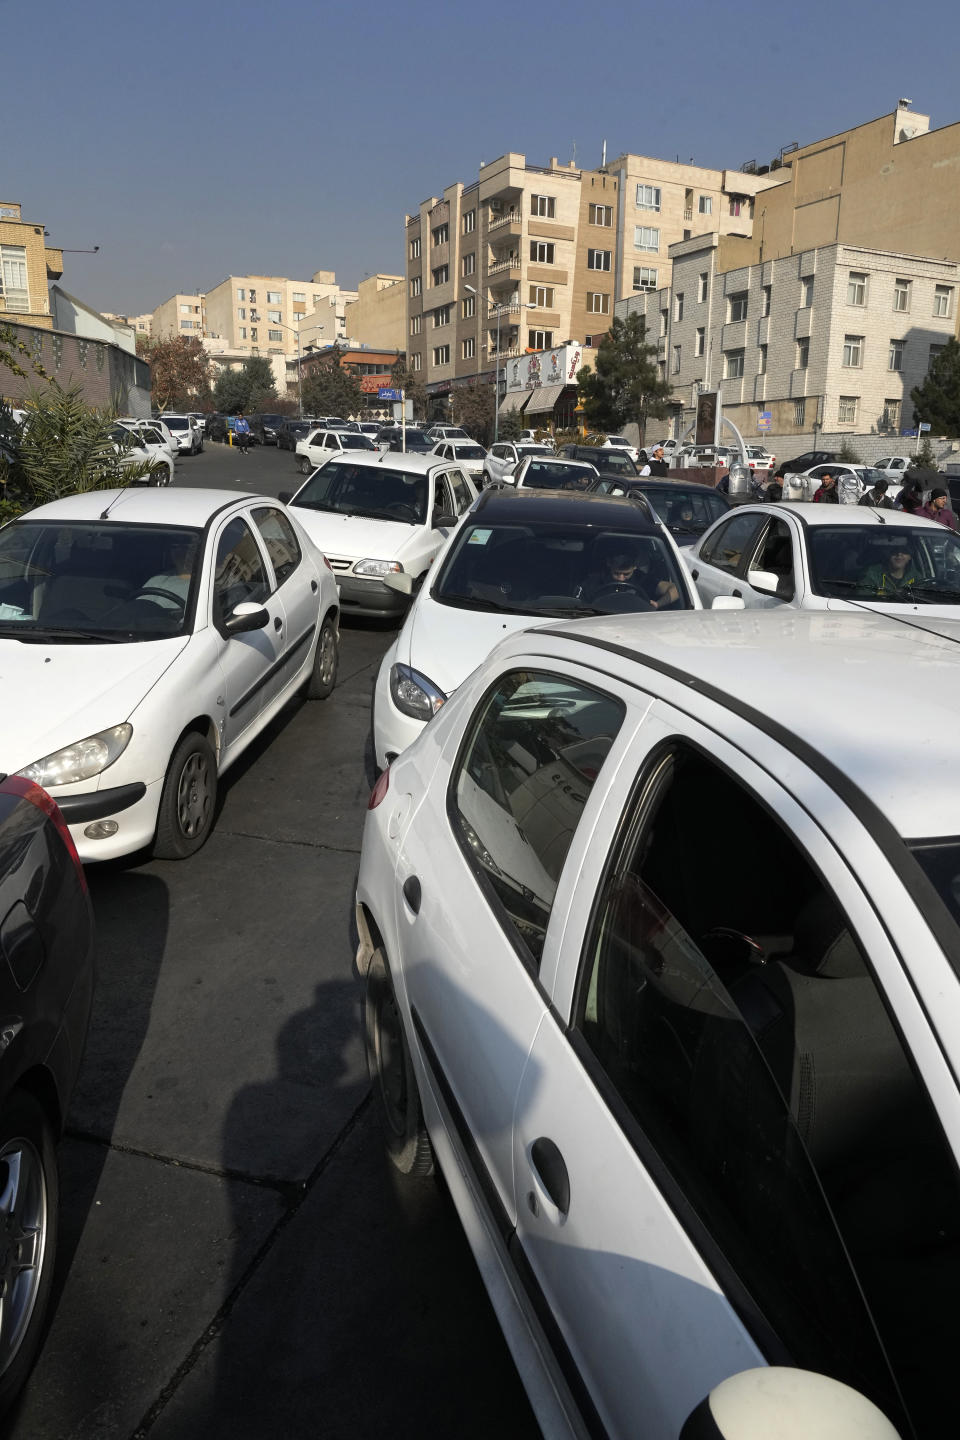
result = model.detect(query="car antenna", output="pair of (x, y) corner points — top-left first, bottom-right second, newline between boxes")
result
(99, 488), (134, 521)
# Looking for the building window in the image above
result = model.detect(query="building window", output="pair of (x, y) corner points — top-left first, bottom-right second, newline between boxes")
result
(893, 278), (911, 312)
(587, 292), (611, 314)
(433, 306), (451, 327)
(530, 241), (555, 264)
(410, 314), (422, 335)
(672, 344), (682, 374)
(801, 276), (814, 308)
(250, 328), (258, 340)
(268, 329), (284, 341)
(587, 250), (612, 271)
(462, 337), (476, 359)
(674, 292), (684, 322)
(683, 229), (692, 241)
(934, 284), (953, 317)
(695, 327), (705, 357)
(698, 195), (713, 214)
(432, 223), (449, 246)
(725, 349), (745, 378)
(729, 196), (746, 216)
(180, 303), (191, 314)
(292, 291), (305, 303)
(409, 237), (421, 259)
(312, 294), (321, 305)
(698, 271), (709, 303)
(634, 226), (660, 252)
(432, 264), (449, 286)
(636, 184), (661, 211)
(929, 343), (945, 368)
(842, 334), (863, 367)
(268, 309), (282, 323)
(179, 320), (192, 329)
(461, 295), (475, 319)
(759, 344), (768, 373)
(462, 253), (476, 276)
(412, 353), (422, 371)
(528, 330), (553, 350)
(761, 285), (771, 317)
(883, 398), (902, 431)
(433, 345), (450, 365)
(633, 267), (657, 291)
(462, 210), (476, 234)
(530, 285), (554, 307)
(847, 271), (867, 306)
(838, 395), (859, 424)
(237, 307), (246, 320)
(660, 308), (668, 336)
(0, 244), (29, 312)
(531, 194), (556, 218)
(796, 337), (810, 370)
(236, 287), (245, 301)
(410, 276), (422, 298)
(589, 204), (613, 226)
(727, 292), (748, 322)
(266, 291), (281, 305)
(239, 327), (247, 339)
(248, 289), (257, 302)
(889, 338), (904, 371)
(794, 398), (806, 426)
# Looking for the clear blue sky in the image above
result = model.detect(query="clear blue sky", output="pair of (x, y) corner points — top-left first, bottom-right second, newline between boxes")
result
(7, 0), (958, 315)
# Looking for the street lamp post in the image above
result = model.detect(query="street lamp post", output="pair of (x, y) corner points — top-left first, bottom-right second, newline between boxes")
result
(259, 314), (317, 417)
(464, 285), (535, 444)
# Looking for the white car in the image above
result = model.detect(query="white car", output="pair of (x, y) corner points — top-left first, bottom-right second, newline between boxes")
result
(110, 425), (174, 485)
(285, 450), (478, 619)
(641, 436), (682, 462)
(601, 435), (641, 464)
(372, 486), (702, 770)
(0, 488), (340, 862)
(685, 501), (960, 617)
(875, 456), (912, 482)
(429, 439), (487, 480)
(424, 425), (470, 443)
(294, 427), (378, 474)
(159, 413), (203, 455)
(496, 455), (599, 491)
(118, 418), (177, 465)
(518, 428), (554, 449)
(356, 422), (382, 441)
(783, 462), (893, 504)
(482, 440), (554, 487)
(360, 605), (960, 1439)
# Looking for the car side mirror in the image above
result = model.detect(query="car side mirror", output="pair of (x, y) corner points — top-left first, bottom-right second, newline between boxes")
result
(501, 473), (517, 485)
(748, 569), (781, 596)
(383, 572), (414, 596)
(433, 512), (456, 529)
(224, 602), (269, 635)
(680, 1367), (901, 1439)
(711, 595), (746, 610)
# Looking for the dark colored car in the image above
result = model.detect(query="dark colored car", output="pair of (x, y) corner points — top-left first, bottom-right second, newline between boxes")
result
(205, 413), (228, 443)
(560, 444), (640, 478)
(775, 450), (839, 478)
(386, 429), (434, 453)
(278, 419), (313, 451)
(0, 775), (94, 1416)
(250, 413), (288, 446)
(592, 477), (732, 542)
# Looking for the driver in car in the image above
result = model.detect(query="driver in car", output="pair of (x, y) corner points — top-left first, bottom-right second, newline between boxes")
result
(141, 539), (196, 610)
(858, 539), (919, 597)
(585, 549), (679, 608)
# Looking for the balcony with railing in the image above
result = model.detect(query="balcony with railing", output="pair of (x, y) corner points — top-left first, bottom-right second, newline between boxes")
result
(488, 254), (522, 278)
(488, 211), (522, 235)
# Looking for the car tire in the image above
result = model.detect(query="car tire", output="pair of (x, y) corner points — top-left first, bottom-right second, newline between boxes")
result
(365, 946), (433, 1177)
(153, 730), (218, 860)
(0, 1091), (59, 1420)
(297, 456), (311, 475)
(304, 614), (339, 700)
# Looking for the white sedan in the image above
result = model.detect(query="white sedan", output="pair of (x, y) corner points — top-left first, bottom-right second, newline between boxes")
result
(0, 488), (340, 862)
(429, 439), (487, 481)
(685, 502), (960, 618)
(359, 607), (955, 1439)
(295, 428), (379, 474)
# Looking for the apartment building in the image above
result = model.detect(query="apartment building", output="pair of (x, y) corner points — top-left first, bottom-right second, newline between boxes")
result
(103, 311), (152, 337)
(343, 274), (405, 351)
(152, 292), (205, 339)
(0, 201), (63, 329)
(620, 233), (958, 439)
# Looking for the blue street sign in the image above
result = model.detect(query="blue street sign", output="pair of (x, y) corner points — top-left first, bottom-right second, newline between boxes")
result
(900, 427), (918, 436)
(378, 388), (403, 401)
(919, 422), (932, 432)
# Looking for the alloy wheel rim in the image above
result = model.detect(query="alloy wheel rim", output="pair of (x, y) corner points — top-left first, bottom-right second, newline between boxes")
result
(0, 1137), (47, 1374)
(318, 627), (336, 686)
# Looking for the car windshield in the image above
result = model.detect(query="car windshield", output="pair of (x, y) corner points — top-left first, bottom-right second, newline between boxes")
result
(432, 521), (692, 615)
(606, 437), (630, 446)
(340, 434), (377, 450)
(0, 520), (202, 641)
(164, 417), (190, 430)
(806, 525), (960, 603)
(519, 445), (553, 457)
(453, 444), (485, 459)
(592, 451), (639, 475)
(641, 487), (729, 532)
(292, 462), (428, 524)
(521, 461), (596, 491)
(393, 432), (432, 451)
(856, 467), (888, 486)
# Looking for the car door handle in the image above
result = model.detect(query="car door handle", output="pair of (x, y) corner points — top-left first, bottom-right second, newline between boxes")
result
(274, 616), (283, 631)
(691, 568), (699, 581)
(528, 1137), (570, 1222)
(311, 579), (318, 593)
(402, 875), (421, 913)
(731, 588), (742, 598)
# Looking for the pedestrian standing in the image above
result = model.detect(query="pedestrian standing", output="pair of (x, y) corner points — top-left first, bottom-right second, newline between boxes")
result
(234, 411), (252, 456)
(919, 487), (959, 530)
(647, 446), (670, 477)
(859, 477), (894, 509)
(813, 473), (840, 503)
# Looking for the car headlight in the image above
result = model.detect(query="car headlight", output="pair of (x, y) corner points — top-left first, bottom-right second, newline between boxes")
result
(18, 723), (133, 787)
(389, 664), (446, 722)
(355, 559), (403, 579)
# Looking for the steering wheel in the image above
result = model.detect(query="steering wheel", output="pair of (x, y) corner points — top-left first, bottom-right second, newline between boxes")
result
(384, 503), (418, 521)
(137, 586), (186, 608)
(591, 582), (642, 601)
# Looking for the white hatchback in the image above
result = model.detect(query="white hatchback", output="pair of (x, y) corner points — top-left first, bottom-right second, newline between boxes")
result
(160, 413), (203, 455)
(0, 488), (340, 862)
(359, 607), (960, 1440)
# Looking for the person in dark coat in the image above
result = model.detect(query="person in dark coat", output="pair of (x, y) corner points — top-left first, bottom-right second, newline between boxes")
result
(859, 477), (894, 509)
(813, 473), (840, 503)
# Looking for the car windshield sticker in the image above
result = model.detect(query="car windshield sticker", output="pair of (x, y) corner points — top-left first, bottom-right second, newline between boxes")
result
(467, 529), (492, 545)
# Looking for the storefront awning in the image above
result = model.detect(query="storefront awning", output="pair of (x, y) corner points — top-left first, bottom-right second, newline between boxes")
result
(524, 383), (567, 414)
(498, 391), (530, 415)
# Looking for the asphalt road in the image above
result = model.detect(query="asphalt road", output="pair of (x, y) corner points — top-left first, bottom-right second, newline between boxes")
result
(6, 438), (538, 1439)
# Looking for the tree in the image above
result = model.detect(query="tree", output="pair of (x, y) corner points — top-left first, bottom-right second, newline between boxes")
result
(911, 339), (960, 436)
(450, 382), (495, 445)
(499, 408), (524, 442)
(1, 321), (49, 384)
(301, 352), (363, 418)
(212, 357), (277, 414)
(576, 313), (670, 436)
(148, 335), (211, 411)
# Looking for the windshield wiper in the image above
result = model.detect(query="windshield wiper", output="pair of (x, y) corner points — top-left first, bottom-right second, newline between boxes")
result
(354, 508), (419, 524)
(906, 585), (960, 601)
(2, 625), (131, 643)
(435, 592), (522, 614)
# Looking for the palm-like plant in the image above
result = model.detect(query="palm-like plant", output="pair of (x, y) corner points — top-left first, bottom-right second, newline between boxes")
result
(14, 382), (162, 507)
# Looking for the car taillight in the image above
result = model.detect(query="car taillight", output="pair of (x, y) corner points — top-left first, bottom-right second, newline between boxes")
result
(368, 768), (390, 810)
(0, 775), (87, 889)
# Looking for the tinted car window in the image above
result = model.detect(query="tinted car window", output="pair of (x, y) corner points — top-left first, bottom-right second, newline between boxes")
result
(252, 506), (302, 587)
(807, 525), (960, 603)
(521, 461), (596, 491)
(451, 670), (625, 967)
(699, 512), (764, 573)
(213, 517), (270, 618)
(641, 487), (729, 532)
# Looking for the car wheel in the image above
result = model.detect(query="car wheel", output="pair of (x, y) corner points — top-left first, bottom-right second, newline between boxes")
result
(0, 1092), (58, 1419)
(365, 947), (433, 1176)
(305, 614), (339, 700)
(297, 456), (311, 475)
(153, 731), (217, 859)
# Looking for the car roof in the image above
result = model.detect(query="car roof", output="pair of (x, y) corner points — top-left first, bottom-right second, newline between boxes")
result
(516, 609), (960, 840)
(472, 487), (661, 532)
(324, 450), (446, 475)
(731, 503), (943, 530)
(24, 487), (266, 527)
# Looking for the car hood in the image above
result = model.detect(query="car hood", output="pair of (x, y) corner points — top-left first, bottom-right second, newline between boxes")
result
(0, 635), (188, 774)
(291, 509), (425, 561)
(401, 597), (541, 696)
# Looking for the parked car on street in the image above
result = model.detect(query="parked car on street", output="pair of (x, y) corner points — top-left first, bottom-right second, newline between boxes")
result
(250, 413), (288, 446)
(159, 413), (203, 455)
(284, 450), (477, 619)
(204, 414), (229, 443)
(782, 462), (886, 504)
(371, 486), (701, 769)
(0, 488), (340, 862)
(494, 456), (599, 491)
(774, 450), (839, 479)
(118, 419), (176, 465)
(598, 434), (641, 464)
(558, 444), (640, 480)
(110, 425), (174, 485)
(424, 425), (470, 443)
(430, 439), (487, 481)
(295, 427), (379, 474)
(359, 603), (960, 1440)
(277, 419), (312, 451)
(875, 456), (913, 483)
(0, 774), (95, 1418)
(594, 478), (732, 542)
(386, 428), (439, 454)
